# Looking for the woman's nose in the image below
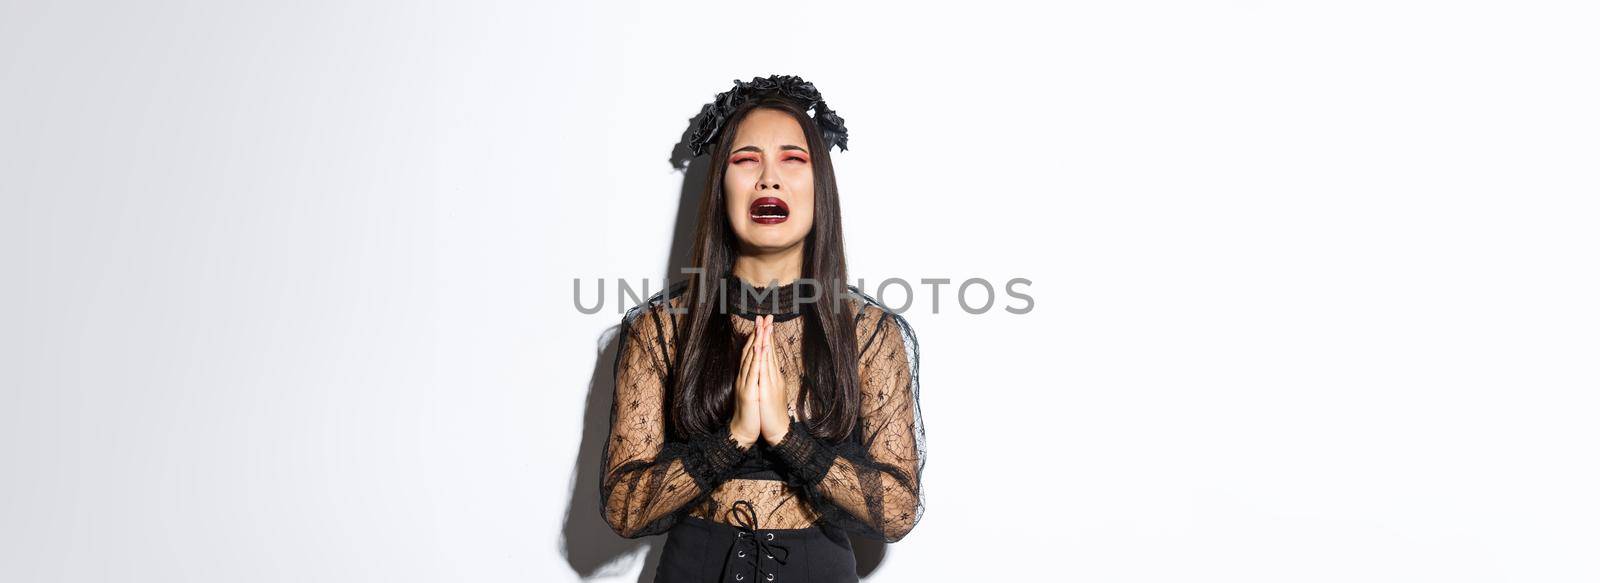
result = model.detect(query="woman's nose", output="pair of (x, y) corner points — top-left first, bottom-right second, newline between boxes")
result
(758, 166), (781, 190)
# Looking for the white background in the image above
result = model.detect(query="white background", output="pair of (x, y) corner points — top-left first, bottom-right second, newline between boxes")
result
(3, 1), (1597, 581)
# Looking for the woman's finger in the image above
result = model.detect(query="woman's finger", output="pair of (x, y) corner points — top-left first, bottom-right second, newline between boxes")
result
(755, 318), (768, 387)
(741, 327), (755, 367)
(764, 321), (779, 397)
(754, 329), (767, 394)
(758, 317), (771, 366)
(738, 328), (757, 395)
(757, 315), (768, 357)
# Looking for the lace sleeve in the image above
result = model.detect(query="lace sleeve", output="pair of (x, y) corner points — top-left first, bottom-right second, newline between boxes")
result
(600, 301), (754, 538)
(769, 299), (925, 542)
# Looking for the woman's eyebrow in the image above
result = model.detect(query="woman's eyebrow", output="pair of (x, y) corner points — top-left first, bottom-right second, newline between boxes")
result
(731, 144), (809, 154)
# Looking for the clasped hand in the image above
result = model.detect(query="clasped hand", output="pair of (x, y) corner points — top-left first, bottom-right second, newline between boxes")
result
(729, 314), (791, 449)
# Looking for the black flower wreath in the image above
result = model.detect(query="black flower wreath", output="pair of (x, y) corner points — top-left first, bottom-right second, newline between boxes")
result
(684, 74), (849, 159)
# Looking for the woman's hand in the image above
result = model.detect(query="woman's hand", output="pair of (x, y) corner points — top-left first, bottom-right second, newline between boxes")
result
(728, 315), (764, 449)
(755, 315), (792, 445)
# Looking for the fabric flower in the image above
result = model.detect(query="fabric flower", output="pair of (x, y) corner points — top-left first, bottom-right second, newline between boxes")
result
(684, 74), (850, 158)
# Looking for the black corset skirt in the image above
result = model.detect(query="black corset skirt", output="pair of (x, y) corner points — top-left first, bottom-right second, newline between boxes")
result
(653, 500), (858, 583)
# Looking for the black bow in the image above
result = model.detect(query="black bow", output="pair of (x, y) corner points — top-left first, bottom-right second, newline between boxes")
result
(723, 499), (791, 582)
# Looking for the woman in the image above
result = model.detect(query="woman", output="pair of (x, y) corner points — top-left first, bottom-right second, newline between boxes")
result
(599, 75), (925, 583)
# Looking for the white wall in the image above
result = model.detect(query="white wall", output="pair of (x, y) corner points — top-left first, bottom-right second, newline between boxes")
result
(3, 1), (1597, 581)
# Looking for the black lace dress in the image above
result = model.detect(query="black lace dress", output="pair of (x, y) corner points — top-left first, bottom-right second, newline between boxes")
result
(599, 276), (925, 582)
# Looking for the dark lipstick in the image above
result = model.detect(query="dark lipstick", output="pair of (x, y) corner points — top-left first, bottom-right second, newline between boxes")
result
(749, 197), (789, 225)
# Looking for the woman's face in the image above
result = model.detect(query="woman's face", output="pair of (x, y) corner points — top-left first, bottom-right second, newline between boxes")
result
(723, 108), (815, 255)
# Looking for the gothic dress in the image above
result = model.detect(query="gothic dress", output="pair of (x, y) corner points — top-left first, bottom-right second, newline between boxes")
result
(599, 276), (925, 583)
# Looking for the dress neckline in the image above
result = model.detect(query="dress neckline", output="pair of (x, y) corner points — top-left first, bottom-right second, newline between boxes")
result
(729, 275), (804, 321)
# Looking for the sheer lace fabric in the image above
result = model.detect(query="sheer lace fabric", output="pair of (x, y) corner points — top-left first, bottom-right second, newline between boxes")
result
(600, 278), (925, 542)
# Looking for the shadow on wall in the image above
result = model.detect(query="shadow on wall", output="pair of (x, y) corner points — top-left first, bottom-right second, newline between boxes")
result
(559, 133), (888, 581)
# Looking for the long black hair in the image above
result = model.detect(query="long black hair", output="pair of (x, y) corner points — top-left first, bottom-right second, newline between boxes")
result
(670, 96), (861, 443)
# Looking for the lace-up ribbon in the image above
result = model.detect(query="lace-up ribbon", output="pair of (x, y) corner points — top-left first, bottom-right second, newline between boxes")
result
(723, 499), (791, 582)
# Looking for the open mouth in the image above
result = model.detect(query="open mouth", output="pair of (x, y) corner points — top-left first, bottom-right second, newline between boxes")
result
(749, 197), (789, 225)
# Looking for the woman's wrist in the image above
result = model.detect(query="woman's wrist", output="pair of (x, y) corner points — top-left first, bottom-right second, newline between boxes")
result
(730, 426), (759, 450)
(769, 419), (836, 486)
(760, 416), (791, 445)
(681, 425), (754, 490)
